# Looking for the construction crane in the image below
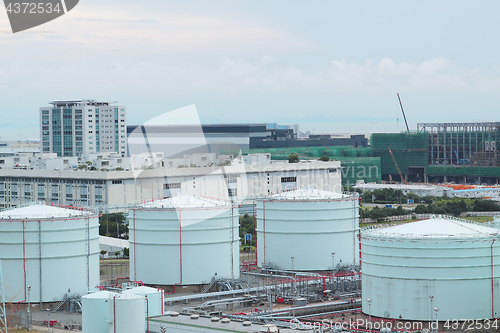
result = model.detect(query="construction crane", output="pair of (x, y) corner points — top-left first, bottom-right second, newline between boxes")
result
(388, 147), (405, 184)
(397, 93), (410, 132)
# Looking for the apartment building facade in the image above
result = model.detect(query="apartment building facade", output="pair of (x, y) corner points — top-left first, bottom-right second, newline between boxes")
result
(40, 100), (127, 157)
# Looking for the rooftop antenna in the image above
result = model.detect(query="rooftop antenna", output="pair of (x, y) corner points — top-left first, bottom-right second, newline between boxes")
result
(397, 93), (410, 132)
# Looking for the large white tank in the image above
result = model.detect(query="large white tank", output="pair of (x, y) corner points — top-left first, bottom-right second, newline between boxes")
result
(361, 216), (500, 320)
(129, 194), (239, 286)
(0, 203), (100, 303)
(82, 290), (145, 333)
(256, 188), (359, 270)
(122, 285), (164, 317)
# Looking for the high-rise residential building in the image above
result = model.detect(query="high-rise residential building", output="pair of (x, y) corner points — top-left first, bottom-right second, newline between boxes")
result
(40, 100), (127, 157)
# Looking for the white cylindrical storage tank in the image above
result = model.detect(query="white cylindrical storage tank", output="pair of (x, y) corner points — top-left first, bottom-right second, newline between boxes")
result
(129, 194), (239, 286)
(0, 203), (100, 303)
(256, 188), (359, 270)
(361, 216), (500, 320)
(122, 285), (164, 317)
(82, 291), (145, 333)
(82, 291), (114, 333)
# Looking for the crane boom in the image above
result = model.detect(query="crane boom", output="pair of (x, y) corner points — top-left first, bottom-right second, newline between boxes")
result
(397, 93), (410, 132)
(388, 147), (405, 184)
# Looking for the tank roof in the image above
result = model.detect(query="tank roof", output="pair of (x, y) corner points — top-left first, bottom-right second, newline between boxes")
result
(122, 286), (160, 295)
(82, 291), (115, 299)
(364, 216), (500, 239)
(82, 290), (144, 300)
(269, 188), (348, 200)
(139, 194), (229, 209)
(0, 203), (94, 219)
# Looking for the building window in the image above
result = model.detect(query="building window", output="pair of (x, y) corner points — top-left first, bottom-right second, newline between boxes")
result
(164, 183), (181, 189)
(112, 180), (123, 184)
(228, 189), (237, 197)
(224, 174), (238, 184)
(281, 176), (297, 183)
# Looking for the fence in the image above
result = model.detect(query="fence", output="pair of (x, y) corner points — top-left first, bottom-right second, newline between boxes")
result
(362, 211), (500, 224)
(100, 261), (129, 285)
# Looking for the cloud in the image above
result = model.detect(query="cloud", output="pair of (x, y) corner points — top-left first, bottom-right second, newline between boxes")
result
(377, 58), (414, 76)
(415, 57), (449, 77)
(0, 6), (312, 54)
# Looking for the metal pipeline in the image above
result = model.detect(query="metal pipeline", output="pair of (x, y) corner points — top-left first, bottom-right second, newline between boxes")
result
(133, 210), (137, 281)
(263, 201), (266, 266)
(17, 220), (27, 311)
(492, 239), (496, 319)
(146, 297), (149, 333)
(158, 288), (164, 314)
(113, 295), (117, 333)
(165, 209), (183, 294)
(253, 200), (256, 263)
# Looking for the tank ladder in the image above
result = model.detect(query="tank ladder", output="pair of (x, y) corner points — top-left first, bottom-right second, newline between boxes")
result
(0, 259), (8, 333)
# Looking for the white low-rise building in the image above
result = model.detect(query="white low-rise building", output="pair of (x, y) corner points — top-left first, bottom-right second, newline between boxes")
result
(354, 182), (500, 200)
(164, 153), (235, 168)
(99, 236), (129, 257)
(0, 161), (342, 209)
(243, 153), (271, 165)
(354, 183), (450, 197)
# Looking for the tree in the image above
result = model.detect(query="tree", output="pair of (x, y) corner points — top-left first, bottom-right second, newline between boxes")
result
(123, 247), (129, 257)
(472, 199), (500, 212)
(100, 250), (107, 256)
(239, 213), (255, 246)
(319, 155), (329, 162)
(99, 212), (129, 238)
(288, 153), (299, 163)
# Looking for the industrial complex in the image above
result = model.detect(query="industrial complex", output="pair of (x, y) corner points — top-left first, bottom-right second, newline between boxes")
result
(1, 102), (500, 333)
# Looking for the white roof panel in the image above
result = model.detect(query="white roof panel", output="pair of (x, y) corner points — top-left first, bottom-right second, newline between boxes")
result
(270, 188), (347, 200)
(99, 236), (129, 248)
(140, 194), (229, 209)
(366, 216), (500, 239)
(0, 203), (93, 219)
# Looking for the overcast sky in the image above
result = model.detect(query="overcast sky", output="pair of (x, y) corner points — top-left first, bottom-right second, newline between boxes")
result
(1, 1), (499, 140)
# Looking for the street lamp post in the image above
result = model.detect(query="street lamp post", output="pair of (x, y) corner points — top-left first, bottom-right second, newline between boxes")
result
(429, 295), (434, 325)
(331, 253), (335, 276)
(331, 252), (335, 291)
(367, 298), (372, 333)
(47, 309), (50, 333)
(27, 286), (31, 331)
(291, 257), (295, 318)
(434, 308), (440, 333)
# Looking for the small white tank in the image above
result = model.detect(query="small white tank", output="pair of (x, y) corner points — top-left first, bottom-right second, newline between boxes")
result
(82, 291), (145, 333)
(122, 285), (164, 317)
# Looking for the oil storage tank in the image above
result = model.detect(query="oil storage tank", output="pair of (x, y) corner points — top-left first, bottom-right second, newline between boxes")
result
(256, 188), (359, 270)
(122, 285), (164, 317)
(361, 215), (500, 320)
(129, 194), (239, 287)
(0, 203), (100, 303)
(82, 290), (145, 333)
